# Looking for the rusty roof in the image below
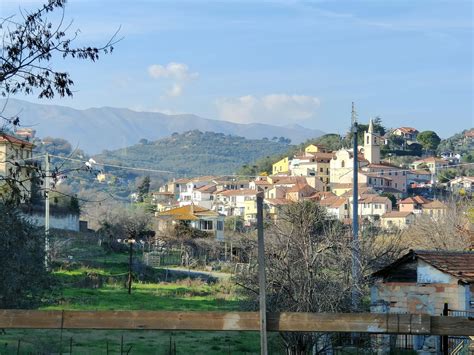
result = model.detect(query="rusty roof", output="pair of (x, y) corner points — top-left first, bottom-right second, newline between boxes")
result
(373, 250), (474, 284)
(399, 196), (431, 205)
(0, 133), (34, 147)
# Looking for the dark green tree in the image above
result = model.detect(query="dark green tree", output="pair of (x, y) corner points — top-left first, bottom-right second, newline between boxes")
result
(417, 131), (441, 151)
(137, 176), (151, 202)
(0, 206), (50, 308)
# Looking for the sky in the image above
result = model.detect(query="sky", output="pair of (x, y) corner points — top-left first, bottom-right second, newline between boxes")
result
(1, 0), (473, 137)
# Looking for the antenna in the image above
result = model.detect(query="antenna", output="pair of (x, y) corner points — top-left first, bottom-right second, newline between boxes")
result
(351, 102), (358, 131)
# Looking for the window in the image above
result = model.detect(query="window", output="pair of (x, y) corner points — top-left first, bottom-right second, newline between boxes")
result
(394, 172), (398, 176)
(341, 160), (345, 168)
(366, 136), (369, 144)
(217, 221), (223, 231)
(201, 220), (213, 230)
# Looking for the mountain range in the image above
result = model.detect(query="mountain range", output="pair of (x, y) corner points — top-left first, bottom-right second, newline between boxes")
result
(1, 99), (324, 154)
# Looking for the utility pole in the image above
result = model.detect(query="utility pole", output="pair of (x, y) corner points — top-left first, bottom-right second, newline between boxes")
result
(128, 239), (134, 294)
(256, 193), (268, 355)
(351, 102), (361, 312)
(44, 153), (50, 269)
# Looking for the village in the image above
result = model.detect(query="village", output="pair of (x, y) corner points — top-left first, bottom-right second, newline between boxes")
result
(1, 0), (473, 353)
(151, 122), (474, 237)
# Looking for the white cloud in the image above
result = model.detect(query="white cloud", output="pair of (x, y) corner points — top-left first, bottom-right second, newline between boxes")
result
(166, 83), (183, 97)
(216, 94), (320, 124)
(148, 62), (198, 81)
(148, 62), (198, 97)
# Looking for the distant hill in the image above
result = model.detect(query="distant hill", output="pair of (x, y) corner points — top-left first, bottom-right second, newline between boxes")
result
(1, 99), (324, 154)
(94, 130), (295, 177)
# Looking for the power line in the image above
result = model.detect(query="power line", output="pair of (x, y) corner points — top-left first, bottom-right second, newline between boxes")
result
(48, 154), (175, 174)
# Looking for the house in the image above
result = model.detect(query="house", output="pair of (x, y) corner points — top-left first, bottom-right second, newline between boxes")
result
(360, 163), (408, 193)
(398, 195), (431, 214)
(152, 191), (177, 212)
(304, 144), (329, 154)
(407, 169), (432, 187)
(264, 198), (291, 220)
(272, 156), (291, 175)
(371, 250), (474, 352)
(380, 211), (415, 229)
(290, 151), (332, 189)
(317, 195), (349, 221)
(178, 176), (217, 206)
(448, 176), (474, 195)
(422, 200), (447, 220)
(0, 133), (35, 200)
(440, 151), (461, 164)
(410, 157), (449, 176)
(214, 189), (257, 217)
(155, 204), (225, 241)
(357, 194), (392, 220)
(391, 127), (419, 141)
(285, 183), (317, 202)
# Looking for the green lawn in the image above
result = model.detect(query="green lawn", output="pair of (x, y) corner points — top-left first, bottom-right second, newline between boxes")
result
(0, 233), (286, 354)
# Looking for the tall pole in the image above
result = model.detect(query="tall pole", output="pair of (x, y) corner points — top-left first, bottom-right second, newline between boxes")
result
(351, 102), (360, 311)
(44, 153), (50, 269)
(128, 239), (134, 294)
(256, 193), (268, 355)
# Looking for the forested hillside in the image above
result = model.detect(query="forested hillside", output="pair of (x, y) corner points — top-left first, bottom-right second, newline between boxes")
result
(95, 130), (293, 177)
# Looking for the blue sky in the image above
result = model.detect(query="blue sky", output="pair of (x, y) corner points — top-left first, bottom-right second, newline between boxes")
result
(2, 0), (473, 137)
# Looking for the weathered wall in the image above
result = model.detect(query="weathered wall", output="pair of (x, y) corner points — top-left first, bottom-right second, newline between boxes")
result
(23, 212), (80, 232)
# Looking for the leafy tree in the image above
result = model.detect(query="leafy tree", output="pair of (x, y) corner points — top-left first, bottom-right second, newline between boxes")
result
(381, 192), (397, 208)
(0, 205), (50, 308)
(437, 169), (457, 183)
(137, 175), (151, 202)
(417, 131), (441, 151)
(0, 0), (119, 122)
(311, 133), (343, 151)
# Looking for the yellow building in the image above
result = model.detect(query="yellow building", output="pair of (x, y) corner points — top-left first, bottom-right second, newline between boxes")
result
(381, 211), (415, 229)
(272, 156), (290, 175)
(0, 133), (34, 200)
(244, 199), (258, 223)
(304, 144), (328, 154)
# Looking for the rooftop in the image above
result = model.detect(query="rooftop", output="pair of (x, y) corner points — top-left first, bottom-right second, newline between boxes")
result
(373, 250), (474, 284)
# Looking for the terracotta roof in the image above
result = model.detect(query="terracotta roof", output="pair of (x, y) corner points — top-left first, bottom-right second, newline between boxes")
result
(423, 200), (447, 209)
(217, 188), (257, 197)
(464, 129), (474, 138)
(373, 250), (474, 284)
(365, 163), (404, 170)
(287, 183), (316, 194)
(156, 204), (219, 221)
(0, 133), (34, 147)
(265, 198), (291, 206)
(273, 176), (308, 185)
(307, 191), (336, 201)
(318, 196), (347, 208)
(413, 157), (447, 164)
(359, 195), (390, 204)
(382, 211), (413, 218)
(195, 184), (217, 193)
(395, 127), (418, 134)
(399, 196), (431, 205)
(174, 178), (190, 184)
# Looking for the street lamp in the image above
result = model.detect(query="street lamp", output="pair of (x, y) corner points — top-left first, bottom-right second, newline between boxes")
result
(126, 238), (136, 294)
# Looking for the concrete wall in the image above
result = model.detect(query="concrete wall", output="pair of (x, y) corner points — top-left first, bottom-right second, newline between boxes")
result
(23, 212), (80, 232)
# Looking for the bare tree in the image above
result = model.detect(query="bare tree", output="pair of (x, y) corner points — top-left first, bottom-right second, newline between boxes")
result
(400, 200), (472, 251)
(237, 200), (403, 354)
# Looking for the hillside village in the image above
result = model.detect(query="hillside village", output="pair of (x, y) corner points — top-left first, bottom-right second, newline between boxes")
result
(151, 121), (474, 238)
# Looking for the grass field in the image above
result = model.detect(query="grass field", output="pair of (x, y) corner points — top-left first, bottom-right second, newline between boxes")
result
(0, 232), (286, 354)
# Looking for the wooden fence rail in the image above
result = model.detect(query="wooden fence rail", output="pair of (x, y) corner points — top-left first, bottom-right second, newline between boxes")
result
(0, 310), (473, 336)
